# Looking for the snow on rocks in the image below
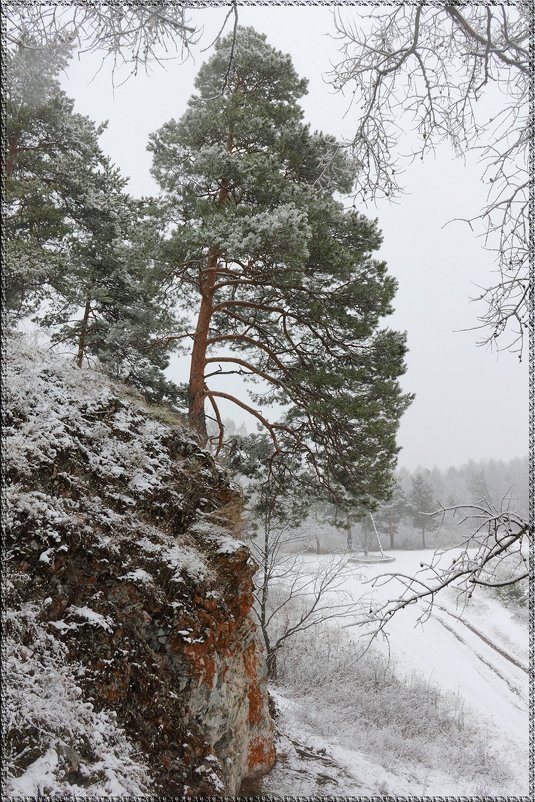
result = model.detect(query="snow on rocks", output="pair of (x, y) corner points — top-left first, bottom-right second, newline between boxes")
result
(119, 568), (154, 585)
(4, 601), (151, 798)
(5, 335), (274, 796)
(66, 605), (115, 632)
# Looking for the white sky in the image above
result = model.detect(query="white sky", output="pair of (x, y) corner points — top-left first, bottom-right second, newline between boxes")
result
(60, 5), (528, 471)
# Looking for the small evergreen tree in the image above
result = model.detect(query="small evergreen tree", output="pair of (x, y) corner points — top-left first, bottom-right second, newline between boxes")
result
(5, 37), (181, 402)
(149, 27), (412, 506)
(410, 474), (435, 548)
(5, 38), (91, 313)
(375, 482), (409, 549)
(465, 461), (490, 505)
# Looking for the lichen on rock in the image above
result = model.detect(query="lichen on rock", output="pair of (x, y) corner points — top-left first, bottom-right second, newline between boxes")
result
(5, 335), (275, 796)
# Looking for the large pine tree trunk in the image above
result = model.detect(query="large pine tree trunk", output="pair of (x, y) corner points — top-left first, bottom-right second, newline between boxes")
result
(187, 126), (233, 445)
(188, 250), (218, 444)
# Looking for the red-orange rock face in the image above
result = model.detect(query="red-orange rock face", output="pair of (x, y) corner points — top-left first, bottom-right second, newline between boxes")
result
(5, 344), (275, 796)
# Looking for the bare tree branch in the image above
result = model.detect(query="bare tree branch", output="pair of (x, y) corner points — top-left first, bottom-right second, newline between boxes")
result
(330, 4), (529, 356)
(344, 500), (529, 644)
(248, 485), (364, 678)
(4, 3), (198, 75)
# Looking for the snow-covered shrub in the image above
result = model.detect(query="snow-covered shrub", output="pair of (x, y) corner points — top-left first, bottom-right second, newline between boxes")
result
(4, 576), (153, 797)
(491, 579), (528, 614)
(273, 604), (513, 791)
(481, 554), (528, 620)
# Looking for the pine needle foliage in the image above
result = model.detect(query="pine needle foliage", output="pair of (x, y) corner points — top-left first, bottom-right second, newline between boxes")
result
(148, 27), (413, 507)
(5, 36), (182, 403)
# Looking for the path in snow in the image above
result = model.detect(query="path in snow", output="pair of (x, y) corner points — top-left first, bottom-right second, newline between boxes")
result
(336, 549), (528, 754)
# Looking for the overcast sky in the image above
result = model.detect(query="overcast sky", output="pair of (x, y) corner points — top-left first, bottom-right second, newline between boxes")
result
(61, 5), (528, 471)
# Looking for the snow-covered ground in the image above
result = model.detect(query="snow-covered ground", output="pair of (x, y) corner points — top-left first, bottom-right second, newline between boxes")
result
(252, 549), (529, 797)
(341, 550), (528, 777)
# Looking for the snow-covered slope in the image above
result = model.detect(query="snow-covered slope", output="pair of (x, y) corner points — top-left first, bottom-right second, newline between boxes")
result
(4, 335), (274, 797)
(340, 549), (528, 768)
(246, 550), (528, 796)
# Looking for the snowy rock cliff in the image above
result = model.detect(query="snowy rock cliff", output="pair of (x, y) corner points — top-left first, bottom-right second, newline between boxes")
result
(5, 336), (275, 797)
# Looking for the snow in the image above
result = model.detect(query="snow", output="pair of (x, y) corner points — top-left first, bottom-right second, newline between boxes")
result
(132, 531), (212, 582)
(163, 543), (211, 581)
(194, 762), (225, 792)
(49, 620), (77, 633)
(120, 568), (154, 584)
(216, 539), (242, 554)
(5, 336), (176, 496)
(67, 605), (114, 632)
(263, 549), (528, 796)
(337, 549), (528, 759)
(5, 600), (152, 797)
(7, 746), (60, 798)
(6, 337), (221, 593)
(266, 691), (475, 797)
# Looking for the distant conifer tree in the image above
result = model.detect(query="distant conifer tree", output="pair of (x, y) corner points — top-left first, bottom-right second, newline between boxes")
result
(410, 474), (435, 548)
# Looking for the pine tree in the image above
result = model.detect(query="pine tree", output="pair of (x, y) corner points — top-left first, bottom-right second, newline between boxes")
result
(465, 461), (489, 504)
(4, 38), (93, 313)
(5, 37), (181, 402)
(376, 482), (409, 549)
(149, 27), (412, 506)
(410, 474), (435, 549)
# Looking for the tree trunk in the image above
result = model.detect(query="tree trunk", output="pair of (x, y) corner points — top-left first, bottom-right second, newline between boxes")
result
(422, 525), (426, 549)
(347, 523), (353, 552)
(76, 300), (92, 368)
(267, 649), (277, 681)
(5, 134), (18, 178)
(187, 250), (217, 444)
(259, 519), (271, 666)
(389, 524), (396, 550)
(187, 125), (234, 444)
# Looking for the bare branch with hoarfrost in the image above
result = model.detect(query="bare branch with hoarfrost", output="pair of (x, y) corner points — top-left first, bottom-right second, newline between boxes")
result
(344, 499), (529, 642)
(3, 3), (199, 75)
(330, 4), (529, 356)
(249, 494), (364, 678)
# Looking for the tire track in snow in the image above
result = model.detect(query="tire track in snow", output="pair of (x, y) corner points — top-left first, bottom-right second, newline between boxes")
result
(434, 604), (528, 674)
(432, 611), (526, 706)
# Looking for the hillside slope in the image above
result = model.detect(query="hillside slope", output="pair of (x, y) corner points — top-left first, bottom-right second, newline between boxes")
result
(4, 336), (274, 796)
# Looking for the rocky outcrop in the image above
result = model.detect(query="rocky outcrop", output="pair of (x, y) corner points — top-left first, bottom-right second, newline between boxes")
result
(5, 338), (275, 796)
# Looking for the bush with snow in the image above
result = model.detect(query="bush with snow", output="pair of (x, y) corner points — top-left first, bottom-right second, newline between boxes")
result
(272, 603), (514, 792)
(481, 553), (528, 621)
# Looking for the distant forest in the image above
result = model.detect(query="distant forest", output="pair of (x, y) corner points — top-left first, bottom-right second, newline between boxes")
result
(296, 455), (528, 553)
(396, 457), (528, 518)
